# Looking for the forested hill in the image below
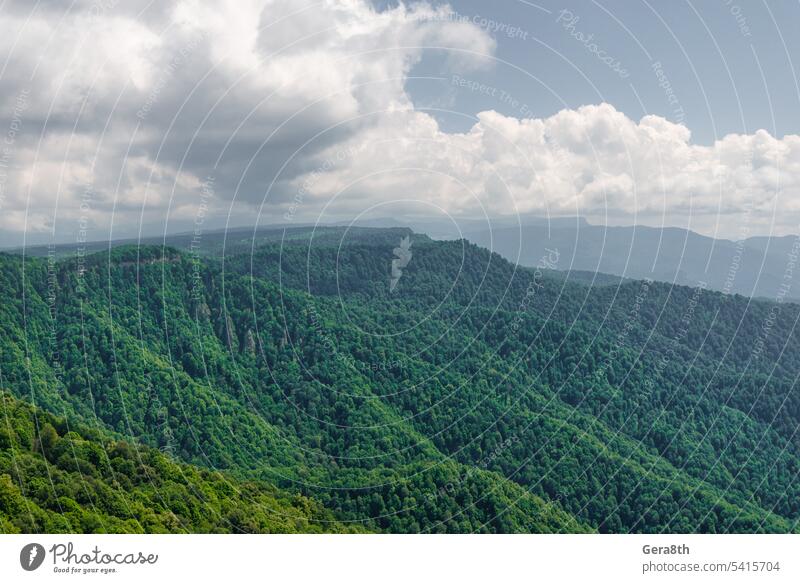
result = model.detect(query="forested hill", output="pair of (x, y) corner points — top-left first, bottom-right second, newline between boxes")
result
(0, 393), (365, 533)
(0, 227), (798, 533)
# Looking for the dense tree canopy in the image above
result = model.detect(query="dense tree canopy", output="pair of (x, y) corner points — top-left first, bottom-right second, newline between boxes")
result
(1, 227), (798, 533)
(0, 393), (365, 533)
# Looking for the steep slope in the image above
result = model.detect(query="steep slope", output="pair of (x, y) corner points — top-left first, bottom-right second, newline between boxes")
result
(0, 392), (364, 533)
(0, 228), (798, 533)
(0, 245), (588, 533)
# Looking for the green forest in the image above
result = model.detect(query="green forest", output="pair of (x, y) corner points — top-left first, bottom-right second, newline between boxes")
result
(1, 226), (798, 533)
(0, 393), (363, 533)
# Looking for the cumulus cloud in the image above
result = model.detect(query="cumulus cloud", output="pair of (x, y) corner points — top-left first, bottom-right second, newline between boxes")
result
(0, 0), (798, 245)
(291, 103), (800, 233)
(0, 0), (494, 244)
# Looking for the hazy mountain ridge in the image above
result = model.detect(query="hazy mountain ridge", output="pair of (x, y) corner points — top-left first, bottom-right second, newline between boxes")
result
(14, 217), (799, 304)
(464, 222), (800, 302)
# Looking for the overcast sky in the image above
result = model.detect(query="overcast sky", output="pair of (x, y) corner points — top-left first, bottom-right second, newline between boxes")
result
(1, 0), (799, 247)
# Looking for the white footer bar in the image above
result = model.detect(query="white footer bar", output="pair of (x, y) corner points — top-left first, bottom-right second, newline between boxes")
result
(1, 534), (797, 582)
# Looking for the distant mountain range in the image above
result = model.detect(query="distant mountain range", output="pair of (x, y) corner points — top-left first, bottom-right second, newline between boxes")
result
(335, 215), (800, 301)
(9, 216), (800, 302)
(462, 221), (800, 302)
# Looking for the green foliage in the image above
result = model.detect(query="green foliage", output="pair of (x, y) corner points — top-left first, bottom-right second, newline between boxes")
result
(0, 393), (364, 533)
(0, 227), (798, 533)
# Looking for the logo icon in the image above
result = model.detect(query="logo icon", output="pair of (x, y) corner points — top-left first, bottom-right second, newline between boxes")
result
(20, 543), (46, 571)
(390, 235), (412, 293)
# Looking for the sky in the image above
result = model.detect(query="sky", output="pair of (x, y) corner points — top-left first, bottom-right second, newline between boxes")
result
(403, 0), (800, 144)
(1, 0), (799, 247)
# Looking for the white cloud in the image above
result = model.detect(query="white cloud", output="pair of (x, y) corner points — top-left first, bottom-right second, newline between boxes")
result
(293, 103), (800, 235)
(0, 0), (798, 245)
(0, 0), (495, 244)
